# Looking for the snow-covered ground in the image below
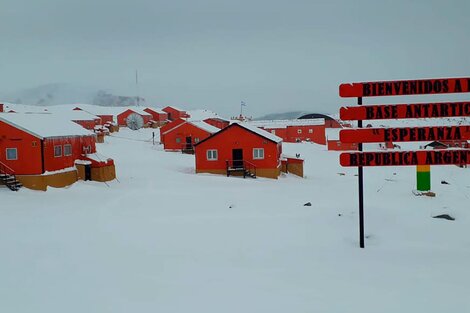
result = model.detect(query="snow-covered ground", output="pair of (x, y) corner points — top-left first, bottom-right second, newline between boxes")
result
(1, 128), (469, 313)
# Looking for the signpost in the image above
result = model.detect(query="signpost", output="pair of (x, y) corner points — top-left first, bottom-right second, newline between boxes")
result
(339, 77), (470, 248)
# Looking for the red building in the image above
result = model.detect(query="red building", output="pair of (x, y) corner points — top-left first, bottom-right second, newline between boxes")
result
(117, 108), (152, 127)
(0, 113), (97, 175)
(161, 120), (219, 152)
(144, 107), (168, 126)
(194, 123), (283, 179)
(162, 106), (189, 121)
(204, 117), (230, 129)
(326, 128), (358, 151)
(248, 119), (327, 144)
(73, 107), (113, 125)
(159, 118), (186, 144)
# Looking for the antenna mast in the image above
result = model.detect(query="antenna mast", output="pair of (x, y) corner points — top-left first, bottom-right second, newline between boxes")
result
(135, 69), (140, 106)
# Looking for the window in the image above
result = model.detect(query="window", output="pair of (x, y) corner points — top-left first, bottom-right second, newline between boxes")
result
(32, 141), (37, 147)
(64, 144), (72, 156)
(176, 138), (181, 143)
(297, 129), (302, 134)
(194, 138), (200, 143)
(271, 130), (276, 134)
(309, 129), (313, 134)
(6, 148), (17, 160)
(253, 148), (264, 159)
(54, 145), (62, 157)
(207, 149), (218, 160)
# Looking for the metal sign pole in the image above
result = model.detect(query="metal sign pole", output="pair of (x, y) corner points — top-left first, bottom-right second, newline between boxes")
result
(357, 96), (365, 248)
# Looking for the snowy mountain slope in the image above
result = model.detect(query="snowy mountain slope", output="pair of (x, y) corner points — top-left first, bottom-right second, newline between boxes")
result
(0, 130), (469, 313)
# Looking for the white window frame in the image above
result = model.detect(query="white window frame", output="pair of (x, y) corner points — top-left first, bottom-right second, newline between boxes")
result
(253, 148), (264, 160)
(194, 138), (200, 143)
(309, 129), (313, 134)
(271, 130), (276, 134)
(297, 129), (302, 134)
(207, 149), (218, 161)
(64, 144), (72, 156)
(6, 148), (17, 160)
(54, 145), (62, 157)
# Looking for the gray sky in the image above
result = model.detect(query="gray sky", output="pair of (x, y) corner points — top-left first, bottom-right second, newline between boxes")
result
(1, 0), (470, 117)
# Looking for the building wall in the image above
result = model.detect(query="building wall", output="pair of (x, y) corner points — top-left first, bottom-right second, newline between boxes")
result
(144, 108), (168, 122)
(204, 118), (230, 129)
(0, 121), (43, 174)
(162, 107), (187, 121)
(98, 115), (114, 125)
(163, 123), (212, 150)
(261, 124), (326, 144)
(117, 109), (151, 127)
(195, 125), (281, 175)
(159, 118), (186, 144)
(42, 136), (97, 172)
(73, 119), (100, 130)
(327, 140), (358, 151)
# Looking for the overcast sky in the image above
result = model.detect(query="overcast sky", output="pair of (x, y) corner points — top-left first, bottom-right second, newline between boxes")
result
(1, 0), (470, 116)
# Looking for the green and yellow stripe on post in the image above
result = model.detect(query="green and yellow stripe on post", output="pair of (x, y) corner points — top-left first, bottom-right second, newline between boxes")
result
(417, 165), (431, 191)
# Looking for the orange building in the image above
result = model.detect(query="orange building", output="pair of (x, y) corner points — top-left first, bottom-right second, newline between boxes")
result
(0, 113), (98, 175)
(162, 106), (189, 121)
(144, 108), (168, 126)
(194, 123), (283, 179)
(117, 108), (152, 127)
(203, 117), (230, 129)
(248, 119), (327, 144)
(161, 121), (219, 152)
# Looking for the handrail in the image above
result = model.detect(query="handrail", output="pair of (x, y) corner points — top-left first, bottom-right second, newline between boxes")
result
(225, 160), (257, 178)
(0, 160), (15, 175)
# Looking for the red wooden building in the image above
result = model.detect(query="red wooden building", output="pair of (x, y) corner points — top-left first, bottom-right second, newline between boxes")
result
(144, 107), (168, 126)
(161, 120), (219, 152)
(159, 118), (186, 145)
(0, 113), (97, 175)
(248, 119), (327, 144)
(194, 123), (283, 179)
(73, 107), (113, 125)
(204, 117), (230, 129)
(162, 106), (189, 121)
(117, 108), (152, 127)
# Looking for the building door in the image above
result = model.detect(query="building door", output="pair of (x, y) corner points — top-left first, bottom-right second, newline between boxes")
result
(232, 149), (243, 168)
(85, 164), (92, 181)
(185, 136), (192, 149)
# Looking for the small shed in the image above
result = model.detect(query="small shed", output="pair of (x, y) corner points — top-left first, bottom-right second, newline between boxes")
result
(194, 122), (283, 179)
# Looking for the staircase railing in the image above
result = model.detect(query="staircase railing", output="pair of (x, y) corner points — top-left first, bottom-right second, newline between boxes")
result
(225, 160), (257, 178)
(0, 161), (15, 175)
(0, 161), (21, 191)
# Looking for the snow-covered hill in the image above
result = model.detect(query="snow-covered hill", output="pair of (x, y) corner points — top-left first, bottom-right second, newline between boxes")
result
(0, 128), (468, 313)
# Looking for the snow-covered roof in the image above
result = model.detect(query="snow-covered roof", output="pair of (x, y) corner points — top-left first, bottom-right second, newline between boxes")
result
(47, 108), (100, 121)
(186, 109), (228, 122)
(233, 122), (283, 143)
(248, 118), (325, 129)
(163, 105), (185, 112)
(0, 113), (95, 139)
(144, 107), (166, 114)
(189, 121), (220, 134)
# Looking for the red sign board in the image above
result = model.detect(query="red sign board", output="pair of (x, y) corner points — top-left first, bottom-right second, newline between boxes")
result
(340, 126), (470, 143)
(339, 77), (470, 98)
(340, 101), (470, 120)
(340, 150), (470, 167)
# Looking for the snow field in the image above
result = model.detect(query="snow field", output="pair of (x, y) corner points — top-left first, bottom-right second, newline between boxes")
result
(0, 128), (469, 313)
